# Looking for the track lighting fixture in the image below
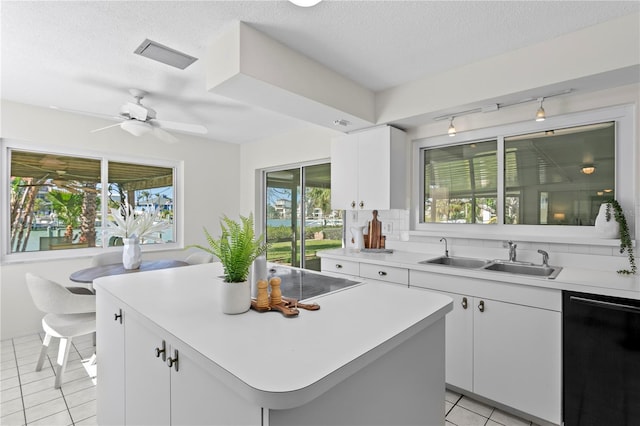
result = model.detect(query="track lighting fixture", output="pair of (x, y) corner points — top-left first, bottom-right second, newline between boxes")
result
(447, 117), (456, 137)
(535, 97), (546, 122)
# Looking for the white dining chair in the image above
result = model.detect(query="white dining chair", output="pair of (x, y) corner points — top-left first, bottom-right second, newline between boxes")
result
(26, 273), (96, 388)
(185, 252), (214, 264)
(91, 251), (123, 266)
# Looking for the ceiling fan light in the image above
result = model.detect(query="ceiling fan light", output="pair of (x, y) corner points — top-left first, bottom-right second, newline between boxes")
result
(121, 120), (152, 137)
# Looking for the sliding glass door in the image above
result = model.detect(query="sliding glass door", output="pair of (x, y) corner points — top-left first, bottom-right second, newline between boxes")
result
(265, 163), (343, 271)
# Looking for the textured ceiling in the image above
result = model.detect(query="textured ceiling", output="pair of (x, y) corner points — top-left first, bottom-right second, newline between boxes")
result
(2, 1), (638, 143)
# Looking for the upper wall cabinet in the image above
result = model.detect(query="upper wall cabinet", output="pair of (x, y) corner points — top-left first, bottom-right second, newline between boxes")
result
(331, 126), (407, 210)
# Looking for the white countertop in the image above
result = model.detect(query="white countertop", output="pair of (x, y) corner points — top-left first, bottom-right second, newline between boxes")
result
(318, 248), (640, 300)
(94, 262), (452, 409)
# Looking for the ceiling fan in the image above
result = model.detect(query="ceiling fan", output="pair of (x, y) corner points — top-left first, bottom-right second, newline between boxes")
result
(55, 89), (208, 143)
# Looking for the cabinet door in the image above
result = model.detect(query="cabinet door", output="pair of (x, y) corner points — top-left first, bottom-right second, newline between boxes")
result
(356, 126), (391, 210)
(473, 298), (561, 425)
(125, 315), (170, 426)
(330, 134), (358, 210)
(441, 291), (473, 391)
(170, 344), (261, 425)
(96, 294), (125, 426)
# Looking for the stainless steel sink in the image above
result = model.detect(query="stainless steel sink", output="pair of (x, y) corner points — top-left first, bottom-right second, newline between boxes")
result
(482, 261), (562, 279)
(419, 256), (490, 269)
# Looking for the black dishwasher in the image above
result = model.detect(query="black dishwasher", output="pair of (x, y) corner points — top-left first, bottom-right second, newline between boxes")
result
(563, 291), (640, 426)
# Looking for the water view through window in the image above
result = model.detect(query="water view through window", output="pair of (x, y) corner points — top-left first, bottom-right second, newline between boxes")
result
(265, 163), (343, 271)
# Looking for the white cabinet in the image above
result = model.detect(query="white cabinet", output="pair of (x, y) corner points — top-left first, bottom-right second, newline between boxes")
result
(359, 263), (408, 286)
(331, 126), (406, 210)
(98, 291), (261, 425)
(320, 258), (360, 278)
(410, 271), (561, 425)
(473, 297), (561, 424)
(96, 293), (125, 426)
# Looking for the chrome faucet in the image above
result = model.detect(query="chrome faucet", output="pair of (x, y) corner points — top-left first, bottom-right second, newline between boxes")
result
(507, 241), (517, 262)
(538, 249), (550, 267)
(440, 237), (449, 257)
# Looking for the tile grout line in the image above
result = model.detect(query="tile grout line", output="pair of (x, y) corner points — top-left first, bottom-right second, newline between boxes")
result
(11, 337), (28, 426)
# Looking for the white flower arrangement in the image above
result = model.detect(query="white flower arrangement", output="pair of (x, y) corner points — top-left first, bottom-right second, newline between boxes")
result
(106, 203), (170, 243)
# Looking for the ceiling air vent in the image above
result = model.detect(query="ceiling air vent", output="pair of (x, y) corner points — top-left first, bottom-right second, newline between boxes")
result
(134, 39), (197, 70)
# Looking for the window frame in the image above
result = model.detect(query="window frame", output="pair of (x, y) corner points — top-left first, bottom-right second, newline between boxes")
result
(411, 104), (636, 241)
(1, 139), (182, 263)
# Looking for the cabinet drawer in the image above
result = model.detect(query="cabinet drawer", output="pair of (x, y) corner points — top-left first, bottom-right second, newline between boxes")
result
(321, 258), (359, 276)
(360, 263), (408, 285)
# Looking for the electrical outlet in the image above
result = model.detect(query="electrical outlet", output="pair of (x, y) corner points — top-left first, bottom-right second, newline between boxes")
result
(383, 222), (393, 233)
(351, 210), (357, 222)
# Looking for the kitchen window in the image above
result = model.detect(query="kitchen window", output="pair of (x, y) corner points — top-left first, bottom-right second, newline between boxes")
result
(4, 145), (177, 259)
(423, 140), (497, 224)
(413, 104), (634, 238)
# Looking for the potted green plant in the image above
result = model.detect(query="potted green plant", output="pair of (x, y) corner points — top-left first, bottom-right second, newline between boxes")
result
(601, 200), (637, 275)
(191, 213), (269, 314)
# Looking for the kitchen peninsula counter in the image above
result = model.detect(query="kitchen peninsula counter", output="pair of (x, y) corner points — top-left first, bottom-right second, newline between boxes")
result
(95, 262), (452, 426)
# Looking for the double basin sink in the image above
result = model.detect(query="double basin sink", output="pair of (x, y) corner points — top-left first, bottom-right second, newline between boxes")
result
(420, 256), (562, 279)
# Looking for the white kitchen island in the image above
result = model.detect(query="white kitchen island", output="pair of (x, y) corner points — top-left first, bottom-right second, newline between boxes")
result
(95, 262), (452, 426)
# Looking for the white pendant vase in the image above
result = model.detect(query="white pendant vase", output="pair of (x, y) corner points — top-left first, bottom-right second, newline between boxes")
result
(219, 280), (251, 314)
(594, 203), (620, 238)
(122, 237), (142, 270)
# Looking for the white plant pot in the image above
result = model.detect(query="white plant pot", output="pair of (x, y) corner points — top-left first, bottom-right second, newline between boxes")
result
(594, 203), (620, 238)
(122, 237), (142, 270)
(219, 280), (251, 314)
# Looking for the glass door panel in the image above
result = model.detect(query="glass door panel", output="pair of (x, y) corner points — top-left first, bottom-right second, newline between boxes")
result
(266, 163), (343, 271)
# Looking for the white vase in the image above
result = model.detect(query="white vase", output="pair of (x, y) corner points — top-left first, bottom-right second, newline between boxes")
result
(219, 280), (251, 314)
(122, 237), (142, 269)
(594, 203), (619, 238)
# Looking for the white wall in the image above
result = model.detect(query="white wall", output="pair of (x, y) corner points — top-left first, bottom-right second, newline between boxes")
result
(1, 101), (241, 338)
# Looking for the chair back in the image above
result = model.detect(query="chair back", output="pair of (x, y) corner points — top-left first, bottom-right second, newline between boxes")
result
(91, 251), (123, 266)
(185, 252), (214, 265)
(26, 273), (95, 315)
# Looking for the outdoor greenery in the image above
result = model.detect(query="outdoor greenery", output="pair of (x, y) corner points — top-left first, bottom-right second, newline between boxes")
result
(268, 239), (342, 265)
(192, 214), (269, 283)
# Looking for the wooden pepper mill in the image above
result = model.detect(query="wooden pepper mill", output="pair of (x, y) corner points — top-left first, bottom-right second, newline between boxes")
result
(269, 277), (282, 305)
(256, 279), (270, 309)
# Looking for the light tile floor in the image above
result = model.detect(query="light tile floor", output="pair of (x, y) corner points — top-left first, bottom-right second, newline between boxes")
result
(1, 333), (96, 426)
(2, 333), (537, 426)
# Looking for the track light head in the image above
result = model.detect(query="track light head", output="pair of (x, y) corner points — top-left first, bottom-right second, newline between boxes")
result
(535, 97), (546, 122)
(448, 117), (456, 137)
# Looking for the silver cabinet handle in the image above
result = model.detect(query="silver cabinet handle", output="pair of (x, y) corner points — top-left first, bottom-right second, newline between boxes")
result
(478, 300), (485, 312)
(461, 297), (468, 309)
(335, 264), (343, 269)
(155, 340), (166, 361)
(351, 201), (356, 209)
(167, 349), (179, 372)
(378, 271), (387, 276)
(359, 201), (364, 208)
(114, 309), (123, 324)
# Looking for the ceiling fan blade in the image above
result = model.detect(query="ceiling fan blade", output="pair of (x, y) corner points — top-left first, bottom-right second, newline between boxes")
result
(51, 105), (122, 121)
(152, 127), (179, 144)
(91, 122), (123, 133)
(153, 119), (207, 135)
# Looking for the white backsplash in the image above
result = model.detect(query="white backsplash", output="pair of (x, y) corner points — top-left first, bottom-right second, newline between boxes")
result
(344, 209), (634, 272)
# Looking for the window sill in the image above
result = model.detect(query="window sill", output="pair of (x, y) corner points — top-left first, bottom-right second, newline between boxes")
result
(408, 230), (631, 247)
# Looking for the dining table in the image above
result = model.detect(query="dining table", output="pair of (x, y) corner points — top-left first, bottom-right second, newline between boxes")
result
(69, 259), (189, 284)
